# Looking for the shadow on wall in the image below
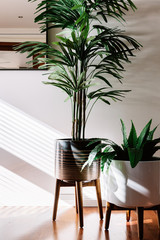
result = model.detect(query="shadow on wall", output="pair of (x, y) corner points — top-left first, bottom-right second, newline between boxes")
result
(0, 99), (66, 176)
(0, 99), (105, 206)
(0, 99), (66, 206)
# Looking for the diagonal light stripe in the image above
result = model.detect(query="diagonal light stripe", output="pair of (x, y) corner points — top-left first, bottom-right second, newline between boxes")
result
(0, 99), (66, 176)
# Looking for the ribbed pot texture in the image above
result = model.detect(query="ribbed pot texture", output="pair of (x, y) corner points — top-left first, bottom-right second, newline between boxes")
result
(55, 139), (100, 181)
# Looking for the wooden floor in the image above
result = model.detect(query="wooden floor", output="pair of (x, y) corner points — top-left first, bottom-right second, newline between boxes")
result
(0, 206), (159, 240)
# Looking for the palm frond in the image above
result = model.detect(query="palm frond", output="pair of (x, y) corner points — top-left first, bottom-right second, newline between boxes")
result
(16, 0), (141, 140)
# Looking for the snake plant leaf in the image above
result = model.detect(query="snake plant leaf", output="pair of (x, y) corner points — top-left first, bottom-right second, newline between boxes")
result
(120, 119), (128, 149)
(147, 125), (158, 140)
(128, 147), (144, 168)
(128, 121), (137, 147)
(136, 119), (152, 149)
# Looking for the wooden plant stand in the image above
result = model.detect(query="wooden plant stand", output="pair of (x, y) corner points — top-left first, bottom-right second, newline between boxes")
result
(52, 178), (103, 228)
(105, 202), (160, 239)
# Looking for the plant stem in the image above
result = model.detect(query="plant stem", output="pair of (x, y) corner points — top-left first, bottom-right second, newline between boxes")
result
(76, 91), (79, 140)
(82, 89), (86, 139)
(72, 92), (76, 140)
(78, 90), (82, 140)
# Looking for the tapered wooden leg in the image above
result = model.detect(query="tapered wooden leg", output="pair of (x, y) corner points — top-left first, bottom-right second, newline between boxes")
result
(52, 179), (61, 221)
(136, 207), (144, 239)
(76, 181), (83, 228)
(126, 210), (131, 222)
(105, 202), (113, 230)
(75, 185), (78, 214)
(157, 205), (160, 228)
(95, 179), (103, 220)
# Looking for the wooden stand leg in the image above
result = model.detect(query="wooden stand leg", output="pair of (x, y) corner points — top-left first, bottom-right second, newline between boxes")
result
(136, 207), (144, 239)
(75, 186), (78, 214)
(76, 181), (84, 228)
(126, 210), (131, 222)
(157, 205), (160, 228)
(105, 202), (113, 230)
(52, 179), (61, 221)
(95, 179), (103, 220)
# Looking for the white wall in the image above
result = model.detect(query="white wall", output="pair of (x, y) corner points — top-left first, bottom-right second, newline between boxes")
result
(87, 0), (160, 143)
(0, 70), (71, 135)
(0, 71), (68, 206)
(1, 0), (160, 206)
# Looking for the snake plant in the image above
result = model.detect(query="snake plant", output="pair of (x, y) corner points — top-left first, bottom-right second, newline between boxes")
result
(15, 0), (141, 140)
(83, 119), (160, 170)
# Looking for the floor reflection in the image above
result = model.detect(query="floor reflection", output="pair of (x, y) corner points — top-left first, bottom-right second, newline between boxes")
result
(0, 206), (159, 240)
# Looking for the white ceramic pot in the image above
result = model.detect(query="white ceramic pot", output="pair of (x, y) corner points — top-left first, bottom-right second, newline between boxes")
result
(103, 160), (160, 208)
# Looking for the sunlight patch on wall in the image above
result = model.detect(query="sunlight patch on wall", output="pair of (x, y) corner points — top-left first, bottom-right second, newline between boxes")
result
(0, 166), (71, 206)
(0, 99), (103, 206)
(0, 99), (66, 176)
(0, 166), (53, 206)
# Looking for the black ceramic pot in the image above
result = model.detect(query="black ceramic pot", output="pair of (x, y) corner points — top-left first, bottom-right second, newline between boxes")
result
(55, 139), (100, 181)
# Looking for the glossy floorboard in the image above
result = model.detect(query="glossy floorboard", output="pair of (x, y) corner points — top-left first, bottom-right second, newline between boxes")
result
(0, 206), (159, 240)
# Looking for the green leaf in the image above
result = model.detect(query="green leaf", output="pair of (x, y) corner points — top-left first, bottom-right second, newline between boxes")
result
(148, 125), (158, 140)
(136, 119), (152, 149)
(101, 152), (116, 171)
(71, 4), (83, 10)
(128, 121), (137, 147)
(81, 143), (106, 171)
(16, 0), (141, 141)
(128, 147), (143, 168)
(77, 71), (85, 87)
(99, 98), (110, 105)
(120, 119), (128, 148)
(95, 75), (112, 87)
(75, 11), (86, 25)
(88, 87), (107, 99)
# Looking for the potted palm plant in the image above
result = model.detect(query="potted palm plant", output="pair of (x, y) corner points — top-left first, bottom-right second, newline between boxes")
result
(16, 0), (141, 182)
